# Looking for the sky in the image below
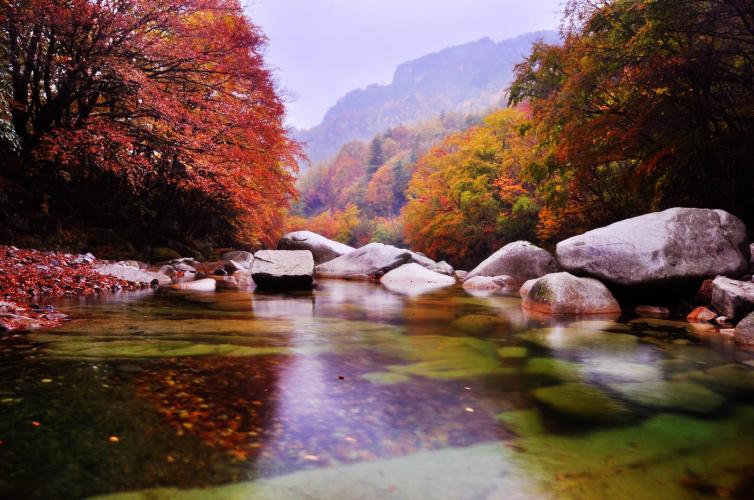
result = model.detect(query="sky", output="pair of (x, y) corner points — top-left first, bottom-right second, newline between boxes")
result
(247, 0), (564, 129)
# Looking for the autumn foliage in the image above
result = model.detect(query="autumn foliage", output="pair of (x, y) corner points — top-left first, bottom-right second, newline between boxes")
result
(509, 0), (754, 242)
(1, 0), (299, 254)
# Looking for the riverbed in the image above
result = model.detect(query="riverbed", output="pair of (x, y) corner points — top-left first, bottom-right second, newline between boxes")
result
(2, 281), (754, 499)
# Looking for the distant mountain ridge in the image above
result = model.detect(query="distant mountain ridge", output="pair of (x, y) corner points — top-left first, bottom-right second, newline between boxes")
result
(296, 30), (558, 165)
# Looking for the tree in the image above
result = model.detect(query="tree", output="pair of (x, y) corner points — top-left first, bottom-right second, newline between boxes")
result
(366, 136), (384, 176)
(509, 0), (754, 240)
(1, 0), (299, 250)
(402, 108), (541, 269)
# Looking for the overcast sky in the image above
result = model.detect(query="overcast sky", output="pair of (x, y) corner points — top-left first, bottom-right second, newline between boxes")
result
(247, 0), (564, 129)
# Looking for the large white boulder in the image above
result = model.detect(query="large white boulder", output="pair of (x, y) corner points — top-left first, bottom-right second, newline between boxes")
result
(315, 243), (428, 280)
(466, 241), (558, 283)
(521, 272), (621, 315)
(557, 208), (748, 286)
(381, 263), (456, 287)
(462, 275), (518, 293)
(278, 231), (354, 265)
(251, 250), (314, 289)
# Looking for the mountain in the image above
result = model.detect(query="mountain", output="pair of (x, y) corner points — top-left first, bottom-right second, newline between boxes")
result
(295, 30), (558, 166)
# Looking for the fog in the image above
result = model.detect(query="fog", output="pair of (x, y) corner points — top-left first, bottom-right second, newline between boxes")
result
(247, 0), (563, 129)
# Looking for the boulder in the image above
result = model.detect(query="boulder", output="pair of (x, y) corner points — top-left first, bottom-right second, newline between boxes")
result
(453, 270), (468, 281)
(380, 263), (455, 292)
(521, 272), (622, 315)
(169, 278), (217, 292)
(466, 241), (559, 283)
(94, 264), (171, 286)
(711, 276), (754, 320)
(750, 243), (754, 273)
(462, 275), (518, 293)
(219, 251), (254, 269)
(315, 243), (420, 280)
(735, 312), (754, 345)
(519, 279), (536, 299)
(277, 231), (354, 265)
(251, 250), (314, 289)
(556, 208), (748, 286)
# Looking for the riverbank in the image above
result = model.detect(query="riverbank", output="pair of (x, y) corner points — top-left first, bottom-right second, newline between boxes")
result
(0, 246), (142, 331)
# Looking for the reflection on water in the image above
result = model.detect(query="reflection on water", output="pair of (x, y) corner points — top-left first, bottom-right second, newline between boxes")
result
(2, 281), (754, 499)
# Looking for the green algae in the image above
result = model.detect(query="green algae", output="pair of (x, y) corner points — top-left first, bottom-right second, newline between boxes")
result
(496, 406), (754, 499)
(364, 335), (514, 382)
(523, 357), (582, 382)
(450, 314), (502, 335)
(497, 346), (528, 359)
(533, 383), (630, 423)
(568, 320), (632, 332)
(680, 364), (754, 394)
(40, 339), (290, 359)
(607, 381), (725, 414)
(518, 328), (638, 351)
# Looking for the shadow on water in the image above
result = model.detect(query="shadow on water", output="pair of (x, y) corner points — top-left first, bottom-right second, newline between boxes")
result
(2, 281), (754, 498)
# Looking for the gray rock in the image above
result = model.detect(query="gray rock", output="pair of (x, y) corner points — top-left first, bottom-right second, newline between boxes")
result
(521, 272), (621, 315)
(557, 208), (748, 286)
(380, 263), (455, 294)
(453, 270), (468, 280)
(462, 275), (518, 293)
(251, 250), (314, 289)
(278, 231), (354, 265)
(466, 241), (559, 283)
(219, 251), (254, 269)
(735, 312), (754, 345)
(711, 276), (754, 320)
(94, 264), (170, 286)
(430, 260), (454, 276)
(157, 265), (177, 279)
(315, 243), (431, 280)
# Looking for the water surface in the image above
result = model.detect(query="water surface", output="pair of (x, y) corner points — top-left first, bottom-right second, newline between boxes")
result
(2, 281), (754, 499)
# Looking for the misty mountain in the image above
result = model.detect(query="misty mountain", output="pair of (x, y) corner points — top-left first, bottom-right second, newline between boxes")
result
(295, 30), (558, 166)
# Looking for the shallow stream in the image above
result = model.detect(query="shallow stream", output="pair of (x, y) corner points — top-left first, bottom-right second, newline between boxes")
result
(2, 281), (754, 499)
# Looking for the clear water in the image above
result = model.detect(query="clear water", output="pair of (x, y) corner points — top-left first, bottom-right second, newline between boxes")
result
(2, 281), (754, 499)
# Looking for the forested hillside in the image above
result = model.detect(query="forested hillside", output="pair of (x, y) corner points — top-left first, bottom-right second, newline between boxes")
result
(296, 31), (556, 165)
(288, 112), (482, 246)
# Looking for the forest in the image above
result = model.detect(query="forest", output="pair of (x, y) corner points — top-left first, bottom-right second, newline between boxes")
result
(0, 0), (299, 260)
(293, 0), (754, 269)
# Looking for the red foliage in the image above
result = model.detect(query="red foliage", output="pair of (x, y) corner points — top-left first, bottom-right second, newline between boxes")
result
(0, 246), (138, 331)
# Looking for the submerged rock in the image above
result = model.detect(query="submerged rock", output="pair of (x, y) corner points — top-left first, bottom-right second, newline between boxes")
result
(523, 357), (582, 382)
(683, 364), (754, 394)
(634, 305), (669, 318)
(450, 314), (503, 335)
(277, 231), (354, 264)
(711, 276), (754, 320)
(466, 241), (559, 283)
(533, 383), (629, 423)
(556, 208), (748, 286)
(251, 250), (314, 290)
(607, 381), (724, 414)
(521, 272), (621, 315)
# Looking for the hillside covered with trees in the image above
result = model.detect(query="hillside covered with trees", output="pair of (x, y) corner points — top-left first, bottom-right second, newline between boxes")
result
(295, 31), (556, 166)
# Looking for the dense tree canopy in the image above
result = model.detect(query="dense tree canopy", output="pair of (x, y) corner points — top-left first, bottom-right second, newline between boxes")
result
(402, 108), (540, 269)
(509, 0), (754, 241)
(1, 0), (299, 255)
